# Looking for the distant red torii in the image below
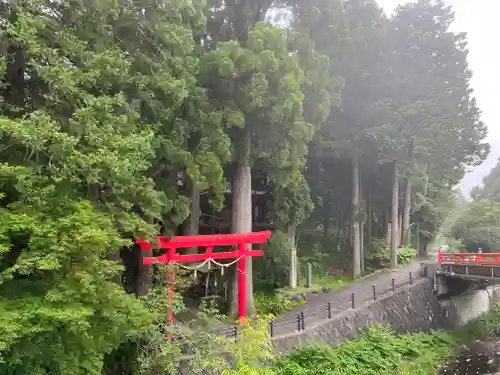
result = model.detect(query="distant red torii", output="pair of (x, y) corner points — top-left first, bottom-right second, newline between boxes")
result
(136, 231), (270, 333)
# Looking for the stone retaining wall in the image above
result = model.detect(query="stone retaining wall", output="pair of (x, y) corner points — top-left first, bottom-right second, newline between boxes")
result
(273, 278), (500, 352)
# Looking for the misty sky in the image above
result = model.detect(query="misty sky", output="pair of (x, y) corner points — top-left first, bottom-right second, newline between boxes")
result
(377, 0), (500, 197)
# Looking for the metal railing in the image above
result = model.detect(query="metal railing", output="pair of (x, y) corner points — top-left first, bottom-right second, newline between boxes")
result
(209, 266), (427, 339)
(170, 265), (428, 375)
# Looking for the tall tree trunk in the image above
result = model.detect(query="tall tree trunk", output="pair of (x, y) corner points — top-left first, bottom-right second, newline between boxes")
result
(229, 128), (254, 317)
(4, 11), (25, 112)
(288, 221), (298, 289)
(360, 217), (365, 273)
(335, 207), (342, 251)
(390, 161), (399, 269)
(401, 176), (412, 246)
(352, 152), (361, 278)
(136, 247), (153, 296)
(359, 168), (365, 273)
(323, 216), (329, 238)
(367, 186), (373, 247)
(398, 211), (403, 248)
(183, 178), (201, 254)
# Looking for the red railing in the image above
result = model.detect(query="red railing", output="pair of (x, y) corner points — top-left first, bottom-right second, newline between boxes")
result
(438, 251), (500, 266)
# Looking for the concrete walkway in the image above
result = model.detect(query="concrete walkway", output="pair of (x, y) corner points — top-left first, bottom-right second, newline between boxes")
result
(208, 260), (430, 339)
(270, 260), (426, 337)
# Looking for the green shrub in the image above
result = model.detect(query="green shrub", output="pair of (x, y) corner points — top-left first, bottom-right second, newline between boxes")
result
(398, 246), (417, 264)
(201, 317), (277, 375)
(275, 325), (456, 375)
(255, 293), (302, 315)
(365, 239), (390, 270)
(254, 231), (292, 292)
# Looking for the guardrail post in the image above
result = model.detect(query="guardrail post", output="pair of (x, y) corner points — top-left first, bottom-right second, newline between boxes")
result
(269, 320), (274, 337)
(233, 326), (238, 338)
(327, 302), (332, 319)
(409, 272), (413, 285)
(296, 313), (301, 331)
(372, 284), (376, 300)
(351, 293), (355, 309)
(300, 312), (305, 330)
(391, 278), (395, 292)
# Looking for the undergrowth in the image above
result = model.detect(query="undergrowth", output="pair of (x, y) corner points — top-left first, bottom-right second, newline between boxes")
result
(255, 293), (304, 315)
(275, 325), (456, 375)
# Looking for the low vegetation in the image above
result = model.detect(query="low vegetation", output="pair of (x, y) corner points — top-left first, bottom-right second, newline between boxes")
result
(255, 293), (304, 315)
(275, 326), (456, 375)
(272, 302), (500, 375)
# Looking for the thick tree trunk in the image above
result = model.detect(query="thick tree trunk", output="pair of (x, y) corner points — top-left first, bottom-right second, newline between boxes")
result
(335, 203), (342, 251)
(4, 12), (25, 112)
(390, 161), (399, 269)
(359, 169), (365, 273)
(352, 153), (361, 278)
(398, 211), (403, 248)
(360, 218), (365, 273)
(288, 221), (298, 289)
(323, 216), (329, 238)
(367, 186), (373, 247)
(229, 129), (254, 317)
(136, 247), (153, 296)
(401, 176), (412, 246)
(183, 179), (201, 254)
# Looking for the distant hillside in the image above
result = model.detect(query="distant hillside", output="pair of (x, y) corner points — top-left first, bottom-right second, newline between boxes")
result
(459, 137), (500, 198)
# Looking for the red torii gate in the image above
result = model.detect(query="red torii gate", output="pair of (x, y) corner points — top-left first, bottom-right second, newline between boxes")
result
(136, 231), (270, 330)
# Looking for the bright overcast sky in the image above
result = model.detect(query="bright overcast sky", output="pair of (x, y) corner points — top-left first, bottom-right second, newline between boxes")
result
(377, 0), (500, 196)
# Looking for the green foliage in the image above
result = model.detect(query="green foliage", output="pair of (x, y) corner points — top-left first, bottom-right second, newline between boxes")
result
(451, 199), (500, 251)
(135, 300), (224, 375)
(458, 302), (500, 340)
(364, 239), (391, 270)
(471, 158), (500, 203)
(254, 293), (302, 315)
(254, 231), (291, 291)
(275, 325), (456, 375)
(0, 0), (227, 373)
(397, 247), (417, 264)
(201, 317), (277, 375)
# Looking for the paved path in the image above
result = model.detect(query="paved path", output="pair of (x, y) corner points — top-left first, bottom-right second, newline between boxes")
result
(270, 260), (427, 337)
(210, 260), (431, 339)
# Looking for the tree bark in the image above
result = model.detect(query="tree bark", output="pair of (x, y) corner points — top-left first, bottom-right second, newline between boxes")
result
(390, 161), (399, 269)
(4, 11), (25, 112)
(360, 217), (365, 273)
(229, 128), (254, 317)
(359, 168), (365, 273)
(401, 176), (412, 246)
(352, 152), (361, 278)
(288, 221), (298, 289)
(367, 186), (373, 247)
(398, 211), (403, 248)
(183, 178), (201, 254)
(136, 247), (153, 296)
